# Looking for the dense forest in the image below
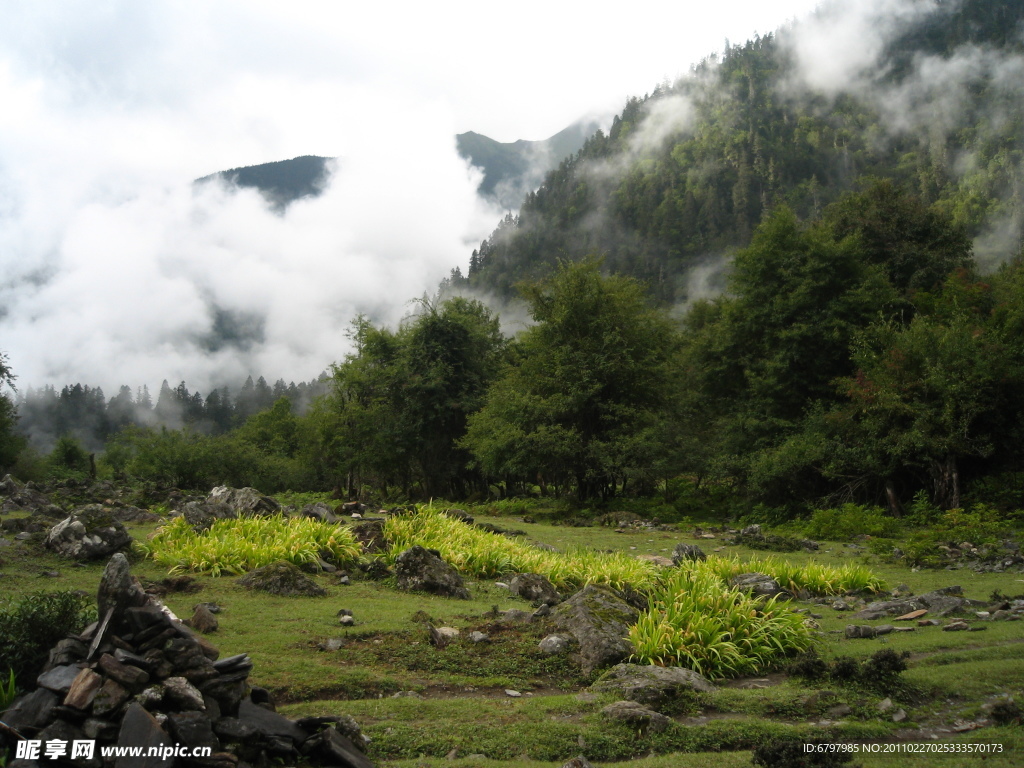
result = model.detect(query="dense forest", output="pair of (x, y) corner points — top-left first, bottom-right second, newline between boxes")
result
(461, 0), (1024, 303)
(2, 0), (1024, 522)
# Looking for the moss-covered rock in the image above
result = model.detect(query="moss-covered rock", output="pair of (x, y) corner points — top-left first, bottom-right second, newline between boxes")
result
(237, 561), (327, 597)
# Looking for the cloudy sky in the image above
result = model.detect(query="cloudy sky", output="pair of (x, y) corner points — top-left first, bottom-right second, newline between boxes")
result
(0, 0), (827, 395)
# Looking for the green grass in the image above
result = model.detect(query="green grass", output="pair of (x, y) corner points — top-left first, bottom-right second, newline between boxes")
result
(1, 507), (1022, 768)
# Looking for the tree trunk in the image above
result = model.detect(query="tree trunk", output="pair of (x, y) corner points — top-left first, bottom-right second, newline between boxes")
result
(884, 480), (903, 518)
(930, 454), (960, 510)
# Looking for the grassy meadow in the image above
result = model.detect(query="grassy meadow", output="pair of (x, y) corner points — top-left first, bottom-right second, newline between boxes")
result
(0, 497), (1022, 767)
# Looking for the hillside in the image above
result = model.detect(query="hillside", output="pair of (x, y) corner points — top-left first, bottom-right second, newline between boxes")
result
(464, 0), (1024, 303)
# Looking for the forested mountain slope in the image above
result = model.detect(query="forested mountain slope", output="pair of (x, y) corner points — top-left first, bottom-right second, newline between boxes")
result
(464, 0), (1024, 303)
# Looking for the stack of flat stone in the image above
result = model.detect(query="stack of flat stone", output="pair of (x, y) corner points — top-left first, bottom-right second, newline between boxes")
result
(0, 554), (373, 768)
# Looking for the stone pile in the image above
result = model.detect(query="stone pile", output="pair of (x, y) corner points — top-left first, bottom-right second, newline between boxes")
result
(0, 554), (373, 768)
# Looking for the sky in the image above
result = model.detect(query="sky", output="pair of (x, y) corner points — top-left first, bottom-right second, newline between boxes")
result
(0, 0), (827, 395)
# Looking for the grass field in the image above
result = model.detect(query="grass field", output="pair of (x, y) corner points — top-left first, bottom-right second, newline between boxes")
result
(1, 501), (1022, 767)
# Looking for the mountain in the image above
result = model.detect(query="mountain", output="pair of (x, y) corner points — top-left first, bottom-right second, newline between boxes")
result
(456, 118), (603, 209)
(195, 155), (335, 209)
(463, 0), (1024, 303)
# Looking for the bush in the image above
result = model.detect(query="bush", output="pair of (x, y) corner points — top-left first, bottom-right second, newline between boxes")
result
(0, 591), (95, 687)
(803, 504), (901, 541)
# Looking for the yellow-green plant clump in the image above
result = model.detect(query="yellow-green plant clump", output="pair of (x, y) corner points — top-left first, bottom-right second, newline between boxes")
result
(702, 554), (887, 595)
(383, 507), (658, 590)
(147, 514), (362, 576)
(629, 563), (816, 679)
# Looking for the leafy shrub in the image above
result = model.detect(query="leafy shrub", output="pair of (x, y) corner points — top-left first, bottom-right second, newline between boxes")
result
(0, 591), (95, 687)
(898, 503), (1014, 567)
(792, 649), (909, 696)
(803, 503), (901, 541)
(862, 648), (909, 683)
(147, 514), (362, 576)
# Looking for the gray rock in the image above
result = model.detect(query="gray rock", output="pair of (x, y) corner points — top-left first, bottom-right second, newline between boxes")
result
(469, 631), (489, 643)
(163, 676), (207, 711)
(671, 543), (706, 564)
(45, 507), (132, 560)
(300, 502), (338, 524)
(551, 584), (639, 674)
(207, 486), (281, 517)
(36, 664), (84, 695)
(394, 545), (470, 599)
(845, 625), (877, 639)
(559, 758), (595, 768)
(590, 663), (715, 706)
(730, 572), (785, 598)
(600, 700), (672, 733)
(508, 573), (561, 604)
(238, 561), (327, 597)
(115, 702), (175, 768)
(539, 634), (571, 654)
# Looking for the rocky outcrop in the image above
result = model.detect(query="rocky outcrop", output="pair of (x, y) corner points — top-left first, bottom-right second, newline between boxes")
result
(589, 663), (715, 706)
(671, 543), (706, 564)
(852, 586), (986, 620)
(206, 487), (281, 517)
(237, 561), (327, 597)
(0, 554), (373, 768)
(600, 700), (672, 733)
(393, 546), (470, 599)
(551, 584), (639, 674)
(44, 506), (133, 560)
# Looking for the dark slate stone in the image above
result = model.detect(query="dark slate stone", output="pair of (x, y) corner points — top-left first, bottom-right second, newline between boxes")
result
(36, 664), (84, 694)
(168, 711), (220, 752)
(302, 727), (375, 768)
(115, 702), (175, 768)
(236, 697), (308, 747)
(1, 688), (61, 734)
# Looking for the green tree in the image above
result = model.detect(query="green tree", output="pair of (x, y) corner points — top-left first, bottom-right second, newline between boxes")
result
(329, 297), (505, 498)
(463, 260), (678, 500)
(0, 353), (24, 472)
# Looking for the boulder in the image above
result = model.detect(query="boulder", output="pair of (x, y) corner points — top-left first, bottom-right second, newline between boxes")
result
(508, 573), (561, 605)
(206, 486), (280, 517)
(393, 545), (470, 599)
(551, 584), (639, 674)
(730, 572), (785, 598)
(671, 543), (706, 564)
(301, 503), (338, 524)
(590, 663), (715, 706)
(237, 562), (327, 597)
(45, 506), (132, 560)
(600, 700), (672, 733)
(845, 625), (877, 639)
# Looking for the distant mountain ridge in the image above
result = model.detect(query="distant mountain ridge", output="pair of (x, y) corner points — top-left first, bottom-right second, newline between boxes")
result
(195, 155), (334, 209)
(456, 118), (603, 208)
